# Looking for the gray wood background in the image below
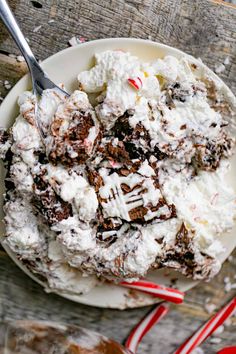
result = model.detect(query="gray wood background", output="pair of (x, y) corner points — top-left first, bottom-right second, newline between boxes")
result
(0, 1), (235, 353)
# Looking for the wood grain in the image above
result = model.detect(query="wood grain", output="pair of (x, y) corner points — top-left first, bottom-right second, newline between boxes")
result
(0, 0), (236, 353)
(0, 54), (27, 98)
(0, 248), (235, 354)
(0, 0), (235, 93)
(213, 0), (236, 9)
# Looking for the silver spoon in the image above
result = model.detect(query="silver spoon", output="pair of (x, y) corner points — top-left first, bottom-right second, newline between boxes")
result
(0, 0), (69, 139)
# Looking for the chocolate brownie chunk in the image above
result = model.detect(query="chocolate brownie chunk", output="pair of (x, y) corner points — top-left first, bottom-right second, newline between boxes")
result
(194, 135), (234, 171)
(155, 223), (219, 279)
(32, 172), (72, 225)
(113, 114), (150, 160)
(49, 110), (99, 166)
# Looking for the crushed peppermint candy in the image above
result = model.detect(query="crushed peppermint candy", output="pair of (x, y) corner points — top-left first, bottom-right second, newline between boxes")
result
(127, 77), (143, 90)
(210, 337), (222, 344)
(204, 297), (217, 314)
(192, 348), (205, 354)
(224, 57), (230, 66)
(16, 55), (25, 62)
(8, 54), (24, 62)
(225, 283), (232, 292)
(212, 325), (224, 336)
(224, 318), (232, 327)
(205, 302), (217, 314)
(215, 63), (226, 74)
(4, 80), (11, 90)
(33, 25), (42, 33)
(68, 36), (86, 46)
(222, 272), (236, 292)
(224, 275), (236, 292)
(214, 57), (231, 74)
(228, 255), (236, 265)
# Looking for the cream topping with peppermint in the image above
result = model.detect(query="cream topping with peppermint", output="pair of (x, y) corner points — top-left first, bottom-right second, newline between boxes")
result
(0, 50), (235, 296)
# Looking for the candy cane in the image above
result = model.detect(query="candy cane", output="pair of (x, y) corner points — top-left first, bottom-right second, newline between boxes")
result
(125, 304), (169, 353)
(120, 280), (185, 304)
(128, 77), (143, 90)
(174, 297), (236, 354)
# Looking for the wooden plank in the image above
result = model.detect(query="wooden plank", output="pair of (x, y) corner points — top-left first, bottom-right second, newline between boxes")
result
(212, 0), (236, 9)
(0, 249), (235, 353)
(0, 54), (27, 99)
(0, 0), (235, 93)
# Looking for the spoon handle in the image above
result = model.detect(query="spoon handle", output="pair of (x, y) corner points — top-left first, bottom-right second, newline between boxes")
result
(0, 0), (43, 78)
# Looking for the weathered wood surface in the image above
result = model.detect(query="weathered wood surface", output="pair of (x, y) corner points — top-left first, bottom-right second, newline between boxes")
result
(0, 250), (235, 353)
(0, 0), (236, 353)
(0, 0), (236, 96)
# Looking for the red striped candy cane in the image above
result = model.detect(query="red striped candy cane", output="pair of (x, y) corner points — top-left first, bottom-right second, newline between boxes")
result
(120, 280), (184, 304)
(125, 304), (169, 353)
(174, 297), (236, 354)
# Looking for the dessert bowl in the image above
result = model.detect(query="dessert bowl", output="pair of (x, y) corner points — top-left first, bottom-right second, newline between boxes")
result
(0, 38), (236, 309)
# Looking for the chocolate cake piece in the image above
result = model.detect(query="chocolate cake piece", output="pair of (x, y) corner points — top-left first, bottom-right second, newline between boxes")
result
(87, 168), (104, 192)
(48, 110), (99, 166)
(194, 134), (234, 171)
(46, 91), (100, 166)
(32, 172), (72, 225)
(96, 137), (130, 166)
(155, 223), (220, 279)
(113, 113), (151, 160)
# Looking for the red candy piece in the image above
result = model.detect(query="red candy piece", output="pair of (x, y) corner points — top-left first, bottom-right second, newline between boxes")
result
(128, 77), (142, 90)
(217, 348), (236, 354)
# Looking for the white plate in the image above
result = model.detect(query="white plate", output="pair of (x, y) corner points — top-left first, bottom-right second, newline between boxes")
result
(0, 38), (236, 309)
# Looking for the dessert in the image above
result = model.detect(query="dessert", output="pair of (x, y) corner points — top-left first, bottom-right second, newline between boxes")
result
(2, 321), (130, 354)
(0, 50), (236, 296)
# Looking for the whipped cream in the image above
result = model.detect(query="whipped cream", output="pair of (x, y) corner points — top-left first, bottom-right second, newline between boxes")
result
(0, 50), (235, 296)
